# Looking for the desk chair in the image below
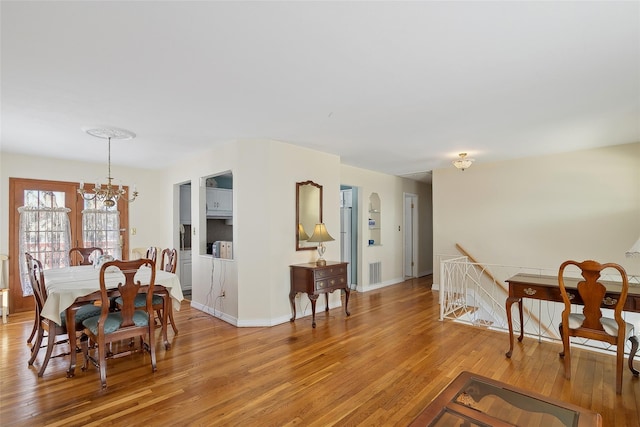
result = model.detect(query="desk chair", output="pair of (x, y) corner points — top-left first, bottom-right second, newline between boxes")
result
(558, 259), (639, 394)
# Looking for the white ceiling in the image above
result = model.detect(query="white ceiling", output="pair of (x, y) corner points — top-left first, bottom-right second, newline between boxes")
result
(2, 1), (639, 182)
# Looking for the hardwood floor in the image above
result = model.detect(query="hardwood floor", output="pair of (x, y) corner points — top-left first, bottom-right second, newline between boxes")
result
(1, 276), (638, 426)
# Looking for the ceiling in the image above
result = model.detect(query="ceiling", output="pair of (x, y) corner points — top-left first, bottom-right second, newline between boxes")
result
(2, 1), (639, 183)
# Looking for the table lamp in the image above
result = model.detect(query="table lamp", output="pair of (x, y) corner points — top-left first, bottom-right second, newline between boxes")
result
(307, 223), (334, 266)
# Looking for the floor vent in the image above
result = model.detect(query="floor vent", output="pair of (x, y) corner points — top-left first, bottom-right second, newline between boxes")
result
(369, 261), (381, 285)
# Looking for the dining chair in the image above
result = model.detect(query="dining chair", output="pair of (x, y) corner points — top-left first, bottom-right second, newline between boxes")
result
(115, 249), (179, 348)
(157, 248), (179, 334)
(26, 253), (101, 377)
(558, 259), (639, 394)
(81, 258), (157, 389)
(146, 247), (158, 265)
(69, 247), (103, 266)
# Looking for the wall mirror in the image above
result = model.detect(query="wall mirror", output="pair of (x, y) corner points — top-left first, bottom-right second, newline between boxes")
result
(296, 180), (322, 251)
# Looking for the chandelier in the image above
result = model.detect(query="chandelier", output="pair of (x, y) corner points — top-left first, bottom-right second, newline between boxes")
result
(78, 127), (138, 208)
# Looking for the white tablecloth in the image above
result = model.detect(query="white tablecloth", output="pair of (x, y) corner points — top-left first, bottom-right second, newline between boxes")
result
(42, 265), (184, 325)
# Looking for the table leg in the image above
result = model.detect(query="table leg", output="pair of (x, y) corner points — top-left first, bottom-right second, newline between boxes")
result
(505, 296), (521, 358)
(325, 293), (329, 312)
(289, 291), (297, 322)
(309, 294), (318, 328)
(66, 306), (77, 377)
(161, 292), (170, 350)
(344, 287), (350, 316)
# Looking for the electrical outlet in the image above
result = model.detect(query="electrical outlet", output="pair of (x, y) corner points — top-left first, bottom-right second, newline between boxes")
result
(131, 227), (137, 235)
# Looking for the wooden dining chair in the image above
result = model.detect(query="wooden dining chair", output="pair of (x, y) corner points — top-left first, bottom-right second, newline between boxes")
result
(157, 248), (179, 334)
(81, 258), (157, 389)
(115, 249), (179, 348)
(69, 247), (103, 266)
(26, 253), (101, 377)
(146, 247), (158, 265)
(558, 260), (639, 394)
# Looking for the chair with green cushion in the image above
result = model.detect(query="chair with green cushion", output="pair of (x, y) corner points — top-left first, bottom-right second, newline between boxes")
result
(81, 258), (157, 389)
(69, 246), (103, 266)
(115, 249), (179, 349)
(26, 253), (101, 377)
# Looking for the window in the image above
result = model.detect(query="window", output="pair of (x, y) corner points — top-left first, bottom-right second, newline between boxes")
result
(8, 178), (129, 314)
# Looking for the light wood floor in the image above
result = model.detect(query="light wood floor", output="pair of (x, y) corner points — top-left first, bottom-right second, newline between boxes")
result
(1, 276), (638, 426)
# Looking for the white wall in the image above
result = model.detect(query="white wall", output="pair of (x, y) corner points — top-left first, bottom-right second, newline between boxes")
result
(432, 142), (640, 284)
(340, 165), (433, 291)
(1, 141), (432, 327)
(0, 152), (162, 255)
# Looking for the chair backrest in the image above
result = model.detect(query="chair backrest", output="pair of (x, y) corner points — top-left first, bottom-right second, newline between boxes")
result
(558, 259), (629, 335)
(25, 253), (47, 314)
(69, 247), (104, 266)
(97, 259), (156, 329)
(160, 248), (178, 273)
(145, 247), (158, 265)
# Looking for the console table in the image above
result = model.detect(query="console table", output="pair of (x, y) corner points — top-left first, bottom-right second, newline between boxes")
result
(505, 273), (640, 360)
(289, 261), (350, 328)
(409, 371), (601, 426)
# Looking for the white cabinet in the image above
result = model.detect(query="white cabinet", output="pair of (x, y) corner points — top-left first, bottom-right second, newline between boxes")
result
(179, 250), (192, 292)
(180, 185), (191, 224)
(206, 188), (232, 217)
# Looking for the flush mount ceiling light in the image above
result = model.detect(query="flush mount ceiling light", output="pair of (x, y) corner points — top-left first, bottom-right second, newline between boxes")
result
(452, 153), (474, 171)
(78, 127), (138, 208)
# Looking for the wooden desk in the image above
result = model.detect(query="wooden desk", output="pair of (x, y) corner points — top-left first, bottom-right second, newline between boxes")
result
(289, 261), (350, 328)
(410, 371), (602, 426)
(505, 273), (640, 358)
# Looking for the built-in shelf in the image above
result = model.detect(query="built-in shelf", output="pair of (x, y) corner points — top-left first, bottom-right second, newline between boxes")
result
(368, 193), (381, 246)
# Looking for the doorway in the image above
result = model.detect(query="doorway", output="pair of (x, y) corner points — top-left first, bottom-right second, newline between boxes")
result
(404, 193), (418, 278)
(178, 181), (192, 299)
(340, 186), (358, 289)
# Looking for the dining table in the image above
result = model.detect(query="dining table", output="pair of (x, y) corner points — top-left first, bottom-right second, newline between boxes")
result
(42, 264), (184, 377)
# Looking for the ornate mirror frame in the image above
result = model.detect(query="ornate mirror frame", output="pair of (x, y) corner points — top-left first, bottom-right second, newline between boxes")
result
(296, 180), (323, 251)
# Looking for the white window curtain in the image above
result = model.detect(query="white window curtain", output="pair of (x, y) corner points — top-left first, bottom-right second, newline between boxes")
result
(82, 209), (122, 260)
(18, 206), (71, 296)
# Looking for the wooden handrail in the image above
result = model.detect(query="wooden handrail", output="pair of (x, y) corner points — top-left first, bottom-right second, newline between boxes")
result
(455, 244), (559, 340)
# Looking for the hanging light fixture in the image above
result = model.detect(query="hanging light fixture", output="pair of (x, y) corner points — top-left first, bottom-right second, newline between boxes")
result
(78, 127), (138, 208)
(626, 236), (640, 257)
(452, 152), (474, 171)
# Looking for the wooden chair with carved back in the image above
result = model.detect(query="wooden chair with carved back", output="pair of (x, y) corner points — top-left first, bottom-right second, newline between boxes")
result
(115, 248), (178, 350)
(26, 253), (101, 377)
(558, 259), (639, 394)
(81, 258), (157, 389)
(69, 247), (103, 266)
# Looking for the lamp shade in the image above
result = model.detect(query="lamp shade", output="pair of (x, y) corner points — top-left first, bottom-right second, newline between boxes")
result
(626, 235), (640, 257)
(298, 223), (310, 241)
(307, 223), (335, 243)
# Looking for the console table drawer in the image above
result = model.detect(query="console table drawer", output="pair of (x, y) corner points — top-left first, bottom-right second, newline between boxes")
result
(511, 284), (559, 301)
(316, 276), (346, 291)
(314, 265), (347, 280)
